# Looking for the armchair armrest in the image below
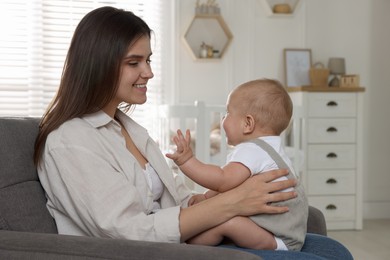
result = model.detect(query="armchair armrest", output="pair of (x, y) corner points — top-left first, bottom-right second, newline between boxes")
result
(307, 206), (327, 236)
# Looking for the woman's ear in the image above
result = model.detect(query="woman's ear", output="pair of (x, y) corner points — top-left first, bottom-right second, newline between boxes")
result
(243, 115), (255, 134)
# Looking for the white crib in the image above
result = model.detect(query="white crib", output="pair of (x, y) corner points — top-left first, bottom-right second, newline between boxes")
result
(157, 101), (304, 193)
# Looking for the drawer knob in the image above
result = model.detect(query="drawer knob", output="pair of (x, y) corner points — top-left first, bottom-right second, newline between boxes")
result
(326, 178), (337, 184)
(326, 152), (338, 158)
(327, 101), (338, 107)
(326, 127), (338, 133)
(326, 204), (337, 210)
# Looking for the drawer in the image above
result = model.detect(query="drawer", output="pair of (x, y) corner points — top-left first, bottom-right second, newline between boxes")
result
(308, 195), (356, 221)
(307, 93), (357, 118)
(307, 170), (356, 195)
(307, 118), (356, 143)
(307, 144), (356, 169)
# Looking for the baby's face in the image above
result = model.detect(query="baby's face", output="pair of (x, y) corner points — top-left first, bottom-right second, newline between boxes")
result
(222, 93), (245, 146)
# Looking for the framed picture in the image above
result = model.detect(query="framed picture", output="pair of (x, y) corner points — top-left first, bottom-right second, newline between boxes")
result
(284, 48), (312, 87)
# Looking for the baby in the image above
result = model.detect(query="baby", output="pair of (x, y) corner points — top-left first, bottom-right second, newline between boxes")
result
(166, 79), (308, 251)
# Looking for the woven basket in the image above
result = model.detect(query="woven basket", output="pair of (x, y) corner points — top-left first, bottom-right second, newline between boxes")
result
(310, 62), (329, 87)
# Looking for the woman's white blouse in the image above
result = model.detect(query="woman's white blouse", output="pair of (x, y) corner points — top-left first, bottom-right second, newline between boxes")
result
(37, 110), (192, 242)
(143, 163), (164, 212)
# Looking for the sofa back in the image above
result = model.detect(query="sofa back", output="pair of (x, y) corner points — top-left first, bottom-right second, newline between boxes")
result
(0, 117), (57, 233)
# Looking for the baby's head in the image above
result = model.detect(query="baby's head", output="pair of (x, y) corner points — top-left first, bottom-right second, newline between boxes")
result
(228, 79), (293, 135)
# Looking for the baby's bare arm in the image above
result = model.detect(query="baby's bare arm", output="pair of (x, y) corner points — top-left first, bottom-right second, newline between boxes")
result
(166, 129), (250, 192)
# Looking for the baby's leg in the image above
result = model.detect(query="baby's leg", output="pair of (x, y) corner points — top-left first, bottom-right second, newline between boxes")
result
(221, 216), (277, 250)
(187, 222), (225, 246)
(187, 216), (276, 250)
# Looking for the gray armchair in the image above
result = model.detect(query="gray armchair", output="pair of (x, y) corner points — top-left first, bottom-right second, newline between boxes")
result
(0, 117), (326, 259)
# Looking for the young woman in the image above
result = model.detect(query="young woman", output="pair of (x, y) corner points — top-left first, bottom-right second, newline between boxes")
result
(34, 6), (352, 259)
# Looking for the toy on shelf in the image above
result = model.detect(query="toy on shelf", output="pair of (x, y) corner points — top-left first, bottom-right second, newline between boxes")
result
(195, 0), (221, 15)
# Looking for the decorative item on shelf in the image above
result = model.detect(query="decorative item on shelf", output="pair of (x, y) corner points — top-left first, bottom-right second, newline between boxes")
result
(273, 3), (292, 14)
(309, 62), (329, 87)
(328, 57), (346, 87)
(260, 0), (301, 16)
(199, 42), (215, 58)
(195, 0), (220, 15)
(284, 48), (312, 88)
(199, 42), (208, 58)
(207, 45), (214, 58)
(340, 74), (360, 87)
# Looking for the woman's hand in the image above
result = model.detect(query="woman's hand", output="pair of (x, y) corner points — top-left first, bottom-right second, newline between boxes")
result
(179, 169), (296, 241)
(188, 190), (220, 206)
(225, 169), (297, 216)
(188, 194), (207, 206)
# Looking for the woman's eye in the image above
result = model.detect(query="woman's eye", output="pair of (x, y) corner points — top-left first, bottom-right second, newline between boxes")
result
(128, 62), (138, 66)
(128, 60), (151, 66)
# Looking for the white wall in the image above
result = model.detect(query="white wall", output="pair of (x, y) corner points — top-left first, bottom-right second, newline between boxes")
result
(363, 0), (390, 219)
(174, 0), (390, 219)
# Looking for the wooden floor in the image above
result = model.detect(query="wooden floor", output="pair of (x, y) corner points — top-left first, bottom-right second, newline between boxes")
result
(328, 219), (390, 260)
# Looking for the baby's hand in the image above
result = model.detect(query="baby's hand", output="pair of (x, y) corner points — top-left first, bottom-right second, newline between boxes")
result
(188, 194), (207, 206)
(166, 129), (194, 166)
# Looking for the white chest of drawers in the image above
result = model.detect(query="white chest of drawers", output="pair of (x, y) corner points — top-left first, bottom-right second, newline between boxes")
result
(289, 87), (364, 230)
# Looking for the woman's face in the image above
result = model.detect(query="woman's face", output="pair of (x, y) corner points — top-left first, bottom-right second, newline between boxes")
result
(105, 35), (154, 114)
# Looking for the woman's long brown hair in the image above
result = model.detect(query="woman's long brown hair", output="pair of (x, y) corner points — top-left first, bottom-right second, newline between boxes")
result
(34, 7), (151, 166)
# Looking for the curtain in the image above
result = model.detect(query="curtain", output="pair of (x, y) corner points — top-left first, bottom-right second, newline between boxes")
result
(0, 0), (169, 137)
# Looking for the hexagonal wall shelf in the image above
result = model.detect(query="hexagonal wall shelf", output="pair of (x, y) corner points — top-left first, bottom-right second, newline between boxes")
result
(183, 14), (233, 60)
(260, 0), (301, 16)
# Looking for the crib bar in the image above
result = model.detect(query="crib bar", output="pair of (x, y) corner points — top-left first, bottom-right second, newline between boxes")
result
(158, 101), (226, 193)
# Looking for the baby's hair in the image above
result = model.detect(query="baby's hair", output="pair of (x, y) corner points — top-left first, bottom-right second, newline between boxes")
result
(234, 79), (293, 135)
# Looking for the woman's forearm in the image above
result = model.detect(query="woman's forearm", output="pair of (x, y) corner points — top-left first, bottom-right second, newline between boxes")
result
(179, 191), (236, 242)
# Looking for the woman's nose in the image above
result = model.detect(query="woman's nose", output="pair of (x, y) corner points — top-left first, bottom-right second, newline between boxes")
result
(141, 66), (154, 79)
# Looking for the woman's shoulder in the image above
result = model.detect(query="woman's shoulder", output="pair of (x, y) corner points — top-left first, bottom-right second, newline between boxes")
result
(58, 117), (92, 133)
(61, 117), (89, 129)
(46, 117), (99, 149)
